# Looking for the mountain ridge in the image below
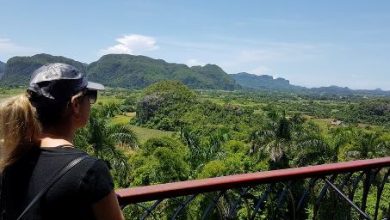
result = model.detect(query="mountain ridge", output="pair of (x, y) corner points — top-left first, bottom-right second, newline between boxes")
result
(87, 54), (238, 90)
(231, 72), (305, 91)
(1, 53), (238, 90)
(0, 54), (388, 96)
(0, 54), (86, 86)
(230, 72), (390, 96)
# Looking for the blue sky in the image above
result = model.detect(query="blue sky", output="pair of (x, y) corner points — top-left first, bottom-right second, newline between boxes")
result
(1, 0), (389, 90)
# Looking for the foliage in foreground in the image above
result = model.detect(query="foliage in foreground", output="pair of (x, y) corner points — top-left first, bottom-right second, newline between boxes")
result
(74, 82), (389, 219)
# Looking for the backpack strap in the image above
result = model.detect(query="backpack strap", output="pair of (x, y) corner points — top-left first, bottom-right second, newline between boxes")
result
(17, 155), (89, 220)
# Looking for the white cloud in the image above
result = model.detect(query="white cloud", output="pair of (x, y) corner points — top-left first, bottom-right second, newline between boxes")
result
(0, 38), (40, 60)
(0, 38), (16, 51)
(100, 34), (159, 55)
(185, 58), (205, 67)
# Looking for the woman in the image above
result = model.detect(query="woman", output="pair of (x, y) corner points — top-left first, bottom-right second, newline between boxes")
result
(0, 63), (124, 220)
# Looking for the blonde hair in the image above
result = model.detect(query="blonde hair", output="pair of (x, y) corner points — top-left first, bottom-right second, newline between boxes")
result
(0, 94), (41, 172)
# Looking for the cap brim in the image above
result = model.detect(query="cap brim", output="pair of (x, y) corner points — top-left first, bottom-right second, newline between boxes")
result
(86, 81), (105, 90)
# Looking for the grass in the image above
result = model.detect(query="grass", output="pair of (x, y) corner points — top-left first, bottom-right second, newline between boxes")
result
(0, 87), (25, 101)
(128, 125), (174, 144)
(111, 113), (136, 124)
(110, 112), (174, 144)
(311, 118), (332, 133)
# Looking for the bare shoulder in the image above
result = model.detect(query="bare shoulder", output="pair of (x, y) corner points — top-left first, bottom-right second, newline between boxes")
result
(92, 190), (125, 220)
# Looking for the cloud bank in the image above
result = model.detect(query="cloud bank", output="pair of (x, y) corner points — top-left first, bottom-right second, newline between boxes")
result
(0, 38), (40, 61)
(100, 34), (159, 55)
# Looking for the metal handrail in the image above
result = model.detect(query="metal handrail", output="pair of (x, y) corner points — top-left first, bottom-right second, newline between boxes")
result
(116, 157), (390, 205)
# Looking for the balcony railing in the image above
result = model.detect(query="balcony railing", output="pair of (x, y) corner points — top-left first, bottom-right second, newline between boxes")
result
(116, 157), (390, 219)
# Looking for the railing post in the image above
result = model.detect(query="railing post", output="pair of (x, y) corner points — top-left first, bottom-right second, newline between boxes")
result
(201, 190), (226, 220)
(361, 170), (370, 218)
(250, 184), (272, 220)
(374, 169), (390, 220)
(360, 169), (376, 219)
(313, 175), (337, 219)
(325, 178), (370, 219)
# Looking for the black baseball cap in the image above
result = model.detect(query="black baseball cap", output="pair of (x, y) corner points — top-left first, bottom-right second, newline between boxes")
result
(27, 63), (104, 101)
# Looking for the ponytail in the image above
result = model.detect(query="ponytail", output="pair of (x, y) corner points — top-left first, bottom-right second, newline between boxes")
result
(0, 94), (41, 172)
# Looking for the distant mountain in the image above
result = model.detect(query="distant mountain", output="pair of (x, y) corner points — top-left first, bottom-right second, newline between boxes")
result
(0, 53), (238, 90)
(0, 54), (388, 96)
(0, 61), (5, 79)
(309, 86), (354, 95)
(87, 54), (238, 90)
(231, 72), (390, 96)
(0, 54), (86, 86)
(310, 86), (390, 96)
(231, 72), (304, 91)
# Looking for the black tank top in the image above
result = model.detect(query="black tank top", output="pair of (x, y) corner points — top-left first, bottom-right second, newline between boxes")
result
(0, 147), (114, 220)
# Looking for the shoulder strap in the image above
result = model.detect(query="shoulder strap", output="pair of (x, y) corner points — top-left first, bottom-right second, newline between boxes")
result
(17, 155), (88, 220)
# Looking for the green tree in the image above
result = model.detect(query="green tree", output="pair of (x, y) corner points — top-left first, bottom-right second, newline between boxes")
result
(129, 137), (190, 185)
(136, 80), (196, 130)
(74, 107), (138, 187)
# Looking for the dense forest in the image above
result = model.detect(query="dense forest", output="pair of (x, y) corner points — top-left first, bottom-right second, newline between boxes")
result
(25, 80), (384, 219)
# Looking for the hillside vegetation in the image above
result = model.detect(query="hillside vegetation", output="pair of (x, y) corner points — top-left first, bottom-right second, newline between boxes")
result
(88, 54), (238, 90)
(2, 53), (389, 96)
(1, 81), (389, 219)
(0, 54), (86, 86)
(90, 81), (389, 219)
(1, 53), (238, 90)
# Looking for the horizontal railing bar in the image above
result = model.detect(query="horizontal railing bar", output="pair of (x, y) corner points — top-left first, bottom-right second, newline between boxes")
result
(116, 157), (390, 205)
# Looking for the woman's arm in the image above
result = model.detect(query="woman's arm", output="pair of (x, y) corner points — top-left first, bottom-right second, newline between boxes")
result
(92, 190), (125, 220)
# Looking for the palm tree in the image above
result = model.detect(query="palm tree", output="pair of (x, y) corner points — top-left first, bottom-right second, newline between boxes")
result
(250, 112), (291, 169)
(107, 124), (139, 149)
(355, 131), (381, 159)
(75, 108), (139, 187)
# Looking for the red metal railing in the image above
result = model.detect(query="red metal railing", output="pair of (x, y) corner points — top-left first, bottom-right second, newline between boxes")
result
(117, 157), (390, 203)
(116, 157), (390, 219)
